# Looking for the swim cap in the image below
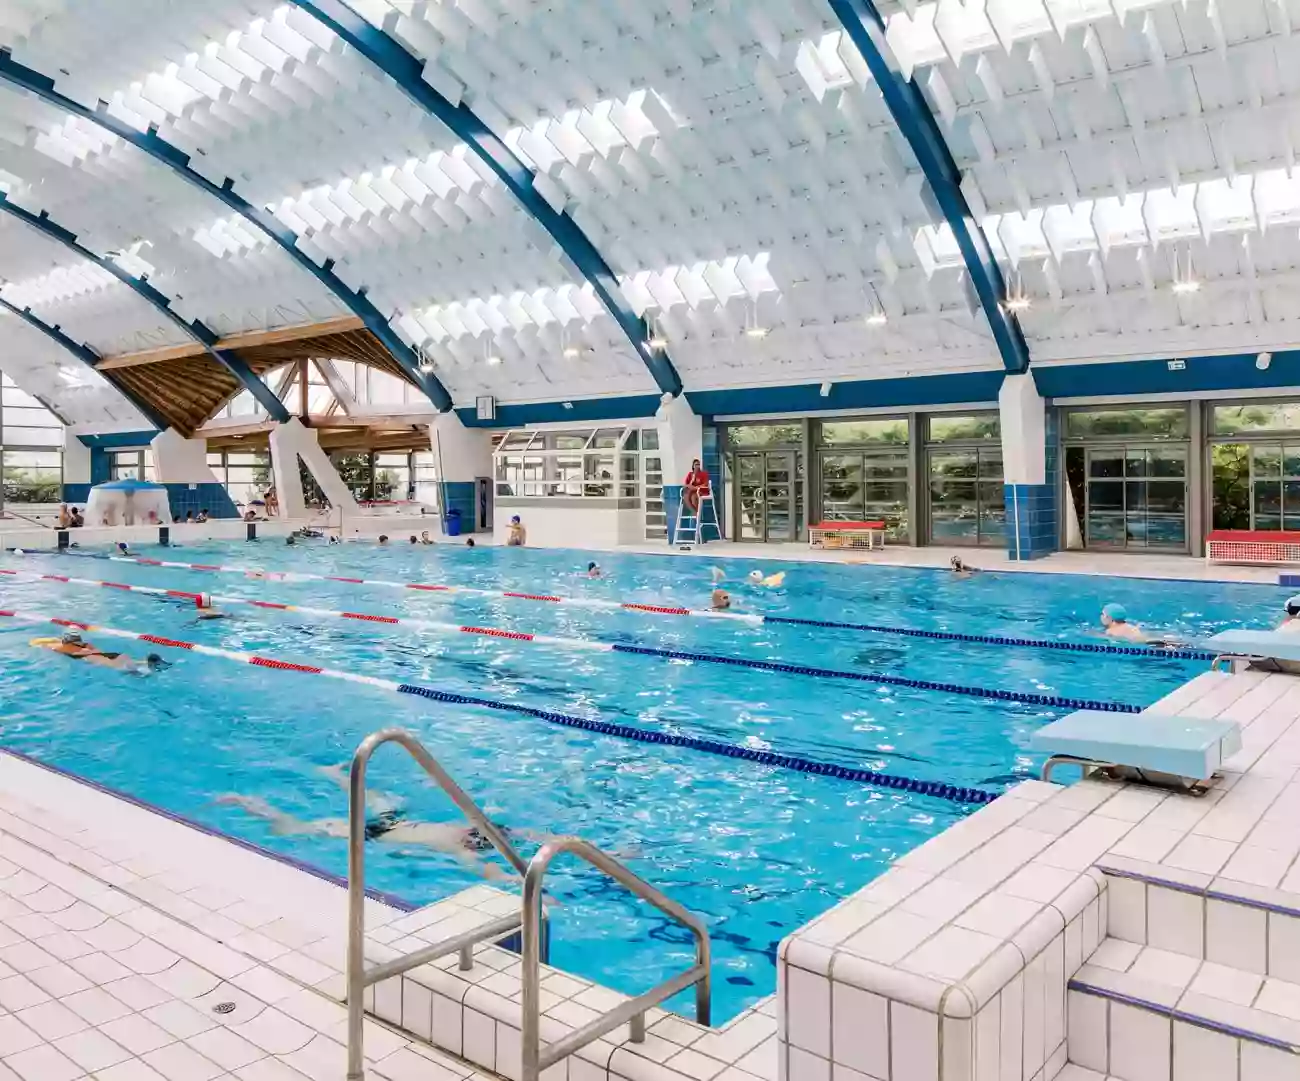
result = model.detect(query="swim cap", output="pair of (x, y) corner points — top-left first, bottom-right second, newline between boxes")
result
(588, 562), (598, 570)
(11, 548), (22, 555)
(60, 632), (83, 645)
(511, 515), (521, 523)
(1286, 595), (1300, 617)
(1102, 603), (1127, 622)
(748, 570), (762, 582)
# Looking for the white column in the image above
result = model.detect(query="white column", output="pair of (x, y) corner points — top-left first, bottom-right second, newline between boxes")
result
(429, 413), (492, 535)
(655, 392), (702, 484)
(268, 418), (359, 519)
(998, 373), (1045, 485)
(63, 430), (91, 486)
(149, 429), (220, 483)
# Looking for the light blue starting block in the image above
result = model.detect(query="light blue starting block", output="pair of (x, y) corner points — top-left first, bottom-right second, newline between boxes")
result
(1207, 630), (1300, 669)
(1030, 710), (1242, 789)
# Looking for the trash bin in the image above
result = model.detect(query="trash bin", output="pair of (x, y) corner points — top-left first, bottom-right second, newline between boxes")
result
(446, 508), (462, 537)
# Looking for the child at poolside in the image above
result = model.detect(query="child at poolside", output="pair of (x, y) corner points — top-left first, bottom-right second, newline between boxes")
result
(506, 516), (526, 546)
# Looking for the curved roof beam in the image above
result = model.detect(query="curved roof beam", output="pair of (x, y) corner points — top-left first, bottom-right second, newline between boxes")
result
(0, 49), (455, 412)
(286, 0), (684, 399)
(0, 294), (170, 430)
(0, 192), (290, 423)
(826, 0), (1031, 375)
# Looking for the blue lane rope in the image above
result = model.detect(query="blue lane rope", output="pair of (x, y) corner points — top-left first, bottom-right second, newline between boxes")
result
(764, 615), (1217, 662)
(608, 644), (1141, 713)
(396, 683), (998, 805)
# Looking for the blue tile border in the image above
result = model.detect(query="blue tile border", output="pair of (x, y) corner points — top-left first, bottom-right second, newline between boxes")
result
(1096, 863), (1300, 921)
(1069, 979), (1300, 1054)
(0, 746), (417, 912)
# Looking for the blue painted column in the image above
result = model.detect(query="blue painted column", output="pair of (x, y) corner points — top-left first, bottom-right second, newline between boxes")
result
(1001, 374), (1058, 560)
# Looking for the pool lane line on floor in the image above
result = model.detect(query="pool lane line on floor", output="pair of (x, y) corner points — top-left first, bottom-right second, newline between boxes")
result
(0, 606), (997, 807)
(50, 552), (1217, 663)
(2, 569), (1145, 714)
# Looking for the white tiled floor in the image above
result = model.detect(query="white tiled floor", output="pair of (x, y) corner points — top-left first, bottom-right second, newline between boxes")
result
(0, 754), (779, 1081)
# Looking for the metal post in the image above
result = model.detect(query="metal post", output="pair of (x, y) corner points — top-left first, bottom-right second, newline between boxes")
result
(521, 858), (546, 1081)
(346, 743), (371, 1081)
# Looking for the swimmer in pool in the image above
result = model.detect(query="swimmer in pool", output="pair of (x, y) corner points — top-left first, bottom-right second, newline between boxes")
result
(194, 593), (227, 621)
(421, 531), (434, 545)
(711, 588), (731, 611)
(587, 561), (603, 579)
(747, 569), (786, 588)
(32, 632), (170, 675)
(116, 542), (131, 556)
(1100, 603), (1148, 643)
(950, 555), (977, 578)
(217, 764), (541, 880)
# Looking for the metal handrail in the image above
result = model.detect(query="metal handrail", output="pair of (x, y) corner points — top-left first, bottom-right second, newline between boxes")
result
(345, 728), (528, 1081)
(521, 838), (711, 1081)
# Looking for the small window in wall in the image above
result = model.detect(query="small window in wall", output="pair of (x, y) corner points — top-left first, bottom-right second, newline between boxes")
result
(374, 454), (413, 503)
(927, 414), (1001, 442)
(726, 423), (802, 447)
(1064, 407), (1188, 440)
(1211, 402), (1300, 436)
(819, 418), (909, 445)
(110, 450), (152, 481)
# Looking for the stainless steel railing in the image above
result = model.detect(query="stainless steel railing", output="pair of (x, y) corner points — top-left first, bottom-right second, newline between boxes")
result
(521, 838), (711, 1081)
(345, 728), (528, 1081)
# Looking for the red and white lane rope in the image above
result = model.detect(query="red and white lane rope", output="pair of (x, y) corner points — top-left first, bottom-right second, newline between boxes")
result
(0, 570), (614, 653)
(0, 607), (997, 806)
(86, 554), (761, 622)
(0, 607), (397, 688)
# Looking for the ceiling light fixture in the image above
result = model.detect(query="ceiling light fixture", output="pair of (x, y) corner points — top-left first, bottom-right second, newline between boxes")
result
(865, 282), (888, 327)
(1172, 247), (1201, 295)
(1002, 270), (1031, 314)
(646, 315), (668, 353)
(562, 346), (580, 359)
(743, 300), (768, 340)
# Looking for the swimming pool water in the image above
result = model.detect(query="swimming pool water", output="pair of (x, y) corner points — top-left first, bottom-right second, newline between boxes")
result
(0, 541), (1284, 1020)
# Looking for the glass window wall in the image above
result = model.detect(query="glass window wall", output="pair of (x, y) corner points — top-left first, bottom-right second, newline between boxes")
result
(1, 374), (64, 505)
(493, 427), (642, 501)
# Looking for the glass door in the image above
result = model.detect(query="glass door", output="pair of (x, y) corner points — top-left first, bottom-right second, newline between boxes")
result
(734, 453), (766, 541)
(1085, 445), (1187, 550)
(927, 448), (1004, 546)
(732, 451), (798, 541)
(764, 452), (796, 542)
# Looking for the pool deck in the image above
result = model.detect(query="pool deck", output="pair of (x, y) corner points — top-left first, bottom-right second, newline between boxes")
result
(778, 664), (1300, 1081)
(0, 752), (778, 1081)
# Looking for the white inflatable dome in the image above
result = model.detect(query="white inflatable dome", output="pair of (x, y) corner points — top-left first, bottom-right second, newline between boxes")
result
(85, 478), (172, 527)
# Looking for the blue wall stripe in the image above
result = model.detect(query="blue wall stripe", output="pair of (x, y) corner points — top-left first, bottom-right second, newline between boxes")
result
(0, 296), (167, 431)
(287, 0), (684, 400)
(76, 431), (159, 449)
(455, 394), (663, 428)
(685, 370), (1005, 416)
(1033, 351), (1300, 398)
(825, 0), (1031, 376)
(0, 48), (453, 414)
(0, 192), (287, 425)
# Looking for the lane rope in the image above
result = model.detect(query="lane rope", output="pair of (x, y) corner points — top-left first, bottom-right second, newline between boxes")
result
(0, 569), (1143, 713)
(0, 607), (997, 806)
(46, 551), (1211, 662)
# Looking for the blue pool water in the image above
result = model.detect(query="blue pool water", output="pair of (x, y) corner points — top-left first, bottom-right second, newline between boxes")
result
(0, 541), (1285, 1019)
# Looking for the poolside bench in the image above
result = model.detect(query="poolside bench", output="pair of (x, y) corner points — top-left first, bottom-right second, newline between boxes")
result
(1030, 709), (1242, 790)
(1207, 629), (1300, 670)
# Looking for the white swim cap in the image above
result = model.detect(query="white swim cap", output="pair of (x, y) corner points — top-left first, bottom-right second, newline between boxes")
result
(12, 548), (23, 555)
(1286, 595), (1300, 617)
(748, 570), (762, 582)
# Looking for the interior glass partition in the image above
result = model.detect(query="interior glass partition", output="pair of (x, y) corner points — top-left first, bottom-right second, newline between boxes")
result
(1209, 401), (1300, 531)
(723, 425), (804, 542)
(925, 414), (1004, 547)
(816, 417), (911, 542)
(1062, 406), (1190, 551)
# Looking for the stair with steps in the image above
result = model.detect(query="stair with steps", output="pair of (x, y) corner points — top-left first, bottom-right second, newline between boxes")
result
(1063, 867), (1300, 1081)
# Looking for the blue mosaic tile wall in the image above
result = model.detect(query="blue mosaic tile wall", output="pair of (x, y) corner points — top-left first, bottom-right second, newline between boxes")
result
(1004, 405), (1060, 560)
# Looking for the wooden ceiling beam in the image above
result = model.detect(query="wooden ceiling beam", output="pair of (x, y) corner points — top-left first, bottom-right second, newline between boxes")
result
(96, 315), (367, 370)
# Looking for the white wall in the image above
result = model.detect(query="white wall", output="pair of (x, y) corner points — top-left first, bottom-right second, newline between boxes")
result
(494, 504), (635, 549)
(63, 431), (91, 485)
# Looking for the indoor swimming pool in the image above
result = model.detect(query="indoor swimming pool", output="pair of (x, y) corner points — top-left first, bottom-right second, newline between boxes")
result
(0, 540), (1285, 1021)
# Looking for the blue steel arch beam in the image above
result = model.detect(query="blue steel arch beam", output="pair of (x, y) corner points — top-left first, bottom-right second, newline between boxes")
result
(826, 0), (1032, 375)
(286, 0), (685, 399)
(0, 191), (290, 423)
(0, 294), (170, 430)
(0, 49), (455, 412)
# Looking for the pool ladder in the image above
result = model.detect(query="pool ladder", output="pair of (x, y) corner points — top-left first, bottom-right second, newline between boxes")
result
(344, 728), (712, 1081)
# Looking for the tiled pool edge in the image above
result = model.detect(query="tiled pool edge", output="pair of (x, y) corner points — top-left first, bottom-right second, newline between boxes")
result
(0, 745), (418, 911)
(776, 665), (1300, 1081)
